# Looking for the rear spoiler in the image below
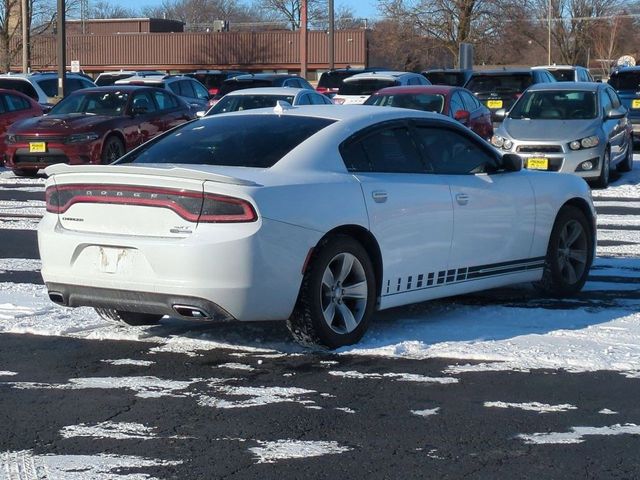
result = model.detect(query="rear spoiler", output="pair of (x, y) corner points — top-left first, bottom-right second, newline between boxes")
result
(44, 163), (260, 187)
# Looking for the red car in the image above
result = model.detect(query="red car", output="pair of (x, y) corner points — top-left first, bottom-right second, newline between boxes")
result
(5, 86), (195, 177)
(364, 85), (494, 140)
(0, 89), (43, 161)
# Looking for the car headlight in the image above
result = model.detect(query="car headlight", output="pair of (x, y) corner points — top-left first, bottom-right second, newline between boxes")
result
(569, 135), (599, 150)
(491, 135), (504, 148)
(6, 133), (16, 144)
(503, 139), (513, 150)
(65, 132), (100, 144)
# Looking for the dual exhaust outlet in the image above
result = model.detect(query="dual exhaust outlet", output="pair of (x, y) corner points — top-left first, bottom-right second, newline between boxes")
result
(48, 291), (210, 319)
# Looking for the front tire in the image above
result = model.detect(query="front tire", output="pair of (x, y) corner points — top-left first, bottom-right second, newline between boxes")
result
(95, 308), (163, 326)
(593, 148), (610, 189)
(101, 136), (125, 164)
(536, 205), (593, 297)
(616, 141), (633, 173)
(287, 235), (376, 349)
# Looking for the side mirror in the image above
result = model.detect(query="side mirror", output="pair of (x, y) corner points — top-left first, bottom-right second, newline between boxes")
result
(501, 153), (522, 172)
(494, 108), (507, 120)
(605, 106), (626, 120)
(454, 109), (470, 122)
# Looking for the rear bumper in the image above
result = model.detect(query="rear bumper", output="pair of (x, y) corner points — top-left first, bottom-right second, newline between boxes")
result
(45, 283), (233, 320)
(38, 214), (321, 322)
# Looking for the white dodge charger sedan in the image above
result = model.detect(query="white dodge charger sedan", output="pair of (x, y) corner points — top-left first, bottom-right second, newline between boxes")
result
(39, 104), (596, 349)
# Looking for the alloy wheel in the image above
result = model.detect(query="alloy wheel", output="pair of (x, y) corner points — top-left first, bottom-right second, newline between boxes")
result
(557, 219), (588, 285)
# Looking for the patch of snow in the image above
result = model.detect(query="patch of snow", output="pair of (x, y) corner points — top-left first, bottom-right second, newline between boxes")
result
(328, 370), (458, 384)
(61, 422), (158, 440)
(248, 439), (351, 464)
(335, 407), (355, 414)
(217, 363), (256, 371)
(0, 218), (40, 230)
(411, 407), (440, 417)
(198, 385), (317, 409)
(0, 199), (45, 217)
(6, 376), (200, 398)
(0, 449), (180, 479)
(102, 359), (155, 366)
(0, 258), (41, 273)
(517, 423), (640, 445)
(484, 401), (577, 413)
(599, 408), (618, 415)
(0, 371), (17, 376)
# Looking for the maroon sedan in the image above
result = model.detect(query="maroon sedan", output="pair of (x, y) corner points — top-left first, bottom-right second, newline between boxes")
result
(364, 85), (493, 140)
(0, 89), (43, 161)
(5, 86), (194, 176)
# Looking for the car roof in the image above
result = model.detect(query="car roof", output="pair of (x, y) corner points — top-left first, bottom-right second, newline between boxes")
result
(423, 68), (471, 73)
(532, 65), (582, 71)
(611, 66), (640, 73)
(227, 73), (301, 81)
(344, 71), (419, 82)
(527, 81), (600, 92)
(0, 72), (88, 79)
(221, 87), (308, 96)
(66, 85), (158, 94)
(372, 85), (456, 95)
(469, 69), (535, 76)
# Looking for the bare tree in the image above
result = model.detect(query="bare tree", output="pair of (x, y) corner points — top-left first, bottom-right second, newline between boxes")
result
(142, 0), (261, 29)
(0, 0), (20, 71)
(91, 0), (137, 19)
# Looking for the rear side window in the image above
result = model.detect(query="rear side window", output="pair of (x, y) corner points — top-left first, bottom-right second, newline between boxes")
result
(424, 72), (465, 86)
(341, 126), (426, 173)
(119, 115), (335, 168)
(339, 79), (398, 96)
(5, 93), (31, 111)
(34, 78), (58, 97)
(548, 69), (575, 81)
(0, 79), (38, 99)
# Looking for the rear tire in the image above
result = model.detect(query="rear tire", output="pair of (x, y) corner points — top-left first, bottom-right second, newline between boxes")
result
(616, 141), (633, 173)
(287, 235), (376, 349)
(95, 308), (163, 326)
(101, 136), (125, 164)
(536, 205), (593, 297)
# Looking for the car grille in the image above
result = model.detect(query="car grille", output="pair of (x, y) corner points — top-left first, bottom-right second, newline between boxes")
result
(14, 154), (69, 165)
(16, 135), (66, 143)
(517, 145), (563, 153)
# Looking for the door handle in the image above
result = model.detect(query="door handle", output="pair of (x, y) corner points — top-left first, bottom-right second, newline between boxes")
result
(456, 193), (469, 205)
(372, 191), (388, 203)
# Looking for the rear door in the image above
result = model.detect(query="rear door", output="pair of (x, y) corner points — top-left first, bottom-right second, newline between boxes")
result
(341, 121), (454, 308)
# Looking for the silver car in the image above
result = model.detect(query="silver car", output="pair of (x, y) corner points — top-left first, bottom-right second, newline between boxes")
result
(491, 82), (633, 188)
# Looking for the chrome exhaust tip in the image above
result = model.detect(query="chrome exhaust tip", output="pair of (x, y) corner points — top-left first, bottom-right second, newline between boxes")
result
(48, 291), (66, 305)
(172, 304), (210, 319)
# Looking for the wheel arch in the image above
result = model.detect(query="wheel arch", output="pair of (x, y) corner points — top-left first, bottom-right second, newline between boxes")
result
(313, 225), (384, 298)
(560, 197), (596, 241)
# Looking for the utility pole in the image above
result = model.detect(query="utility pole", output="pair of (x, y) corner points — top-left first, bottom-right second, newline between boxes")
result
(328, 0), (334, 70)
(548, 0), (552, 64)
(21, 0), (28, 73)
(57, 0), (66, 98)
(300, 0), (307, 80)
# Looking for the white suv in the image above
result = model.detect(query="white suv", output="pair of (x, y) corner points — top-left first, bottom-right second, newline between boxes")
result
(332, 71), (431, 105)
(0, 72), (96, 109)
(115, 74), (210, 111)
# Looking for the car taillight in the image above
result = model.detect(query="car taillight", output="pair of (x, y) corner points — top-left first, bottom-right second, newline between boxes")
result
(208, 88), (219, 95)
(333, 97), (345, 105)
(316, 87), (327, 93)
(45, 184), (257, 223)
(199, 193), (257, 223)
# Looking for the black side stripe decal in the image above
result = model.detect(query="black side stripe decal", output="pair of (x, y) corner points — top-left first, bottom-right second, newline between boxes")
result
(383, 256), (545, 297)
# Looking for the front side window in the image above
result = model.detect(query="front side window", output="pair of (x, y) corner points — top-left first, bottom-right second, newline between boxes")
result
(414, 126), (499, 174)
(341, 126), (426, 173)
(449, 92), (465, 116)
(192, 80), (209, 100)
(600, 89), (613, 115)
(131, 92), (157, 113)
(118, 115), (335, 168)
(509, 90), (597, 120)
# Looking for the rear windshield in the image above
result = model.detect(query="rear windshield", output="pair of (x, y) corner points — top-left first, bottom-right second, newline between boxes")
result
(0, 79), (37, 99)
(207, 94), (296, 115)
(339, 79), (399, 96)
(118, 115), (335, 168)
(509, 90), (597, 120)
(608, 71), (640, 91)
(424, 72), (465, 86)
(365, 93), (445, 113)
(95, 74), (133, 86)
(186, 73), (226, 89)
(548, 69), (575, 82)
(218, 80), (273, 96)
(465, 74), (533, 94)
(318, 71), (359, 89)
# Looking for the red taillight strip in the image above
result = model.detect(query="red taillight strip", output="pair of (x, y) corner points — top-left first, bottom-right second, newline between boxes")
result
(46, 184), (257, 223)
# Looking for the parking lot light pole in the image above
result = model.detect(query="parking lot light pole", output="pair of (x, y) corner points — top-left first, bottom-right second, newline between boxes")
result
(57, 0), (66, 98)
(21, 0), (28, 73)
(548, 0), (552, 64)
(328, 0), (334, 70)
(300, 0), (307, 79)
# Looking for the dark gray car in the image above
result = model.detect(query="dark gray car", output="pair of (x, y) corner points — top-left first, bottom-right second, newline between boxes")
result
(490, 82), (633, 188)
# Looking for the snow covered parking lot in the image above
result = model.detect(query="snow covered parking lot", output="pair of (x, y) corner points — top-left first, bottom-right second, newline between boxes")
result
(1, 163), (640, 478)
